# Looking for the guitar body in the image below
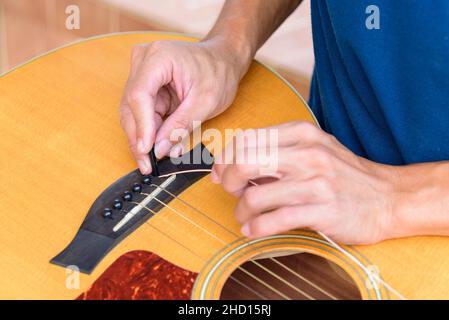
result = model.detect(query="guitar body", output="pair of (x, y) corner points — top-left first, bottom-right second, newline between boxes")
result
(1, 33), (448, 300)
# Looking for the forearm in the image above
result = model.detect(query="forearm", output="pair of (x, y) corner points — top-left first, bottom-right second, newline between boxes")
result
(203, 0), (302, 77)
(389, 162), (449, 238)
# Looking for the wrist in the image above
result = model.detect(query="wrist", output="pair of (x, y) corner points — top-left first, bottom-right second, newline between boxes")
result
(379, 163), (420, 240)
(384, 162), (449, 239)
(201, 34), (254, 80)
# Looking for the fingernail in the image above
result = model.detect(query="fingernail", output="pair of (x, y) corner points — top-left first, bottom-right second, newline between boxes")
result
(137, 138), (146, 154)
(170, 144), (184, 158)
(211, 167), (219, 184)
(154, 139), (172, 159)
(241, 224), (251, 238)
(137, 159), (150, 175)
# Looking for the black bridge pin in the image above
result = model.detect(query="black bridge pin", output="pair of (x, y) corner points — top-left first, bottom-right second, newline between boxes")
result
(132, 183), (142, 193)
(112, 199), (123, 210)
(122, 191), (133, 202)
(102, 208), (113, 219)
(142, 176), (152, 185)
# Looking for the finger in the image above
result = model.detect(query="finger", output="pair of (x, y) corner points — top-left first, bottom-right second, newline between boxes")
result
(126, 56), (171, 156)
(214, 128), (283, 168)
(218, 121), (339, 162)
(234, 179), (326, 224)
(126, 85), (156, 155)
(213, 144), (280, 186)
(211, 122), (328, 183)
(123, 45), (152, 156)
(154, 92), (209, 159)
(238, 122), (323, 149)
(241, 205), (322, 239)
(130, 44), (146, 75)
(119, 101), (153, 174)
(268, 121), (335, 148)
(217, 146), (306, 195)
(214, 141), (341, 189)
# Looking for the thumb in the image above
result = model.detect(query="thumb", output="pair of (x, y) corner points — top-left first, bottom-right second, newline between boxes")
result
(154, 95), (209, 159)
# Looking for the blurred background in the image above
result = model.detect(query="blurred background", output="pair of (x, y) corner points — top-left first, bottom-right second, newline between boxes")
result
(0, 0), (314, 98)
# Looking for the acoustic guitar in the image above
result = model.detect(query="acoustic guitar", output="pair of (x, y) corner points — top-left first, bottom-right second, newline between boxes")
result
(1, 32), (448, 300)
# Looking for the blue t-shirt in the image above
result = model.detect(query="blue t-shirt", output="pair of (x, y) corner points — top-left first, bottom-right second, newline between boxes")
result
(309, 0), (449, 165)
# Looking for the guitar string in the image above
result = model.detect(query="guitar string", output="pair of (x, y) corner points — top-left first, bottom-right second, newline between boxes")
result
(121, 168), (402, 300)
(317, 231), (406, 300)
(147, 196), (315, 300)
(116, 195), (274, 298)
(135, 204), (303, 300)
(121, 205), (273, 299)
(127, 180), (336, 300)
(137, 205), (290, 300)
(157, 169), (407, 300)
(132, 178), (347, 299)
(144, 221), (269, 300)
(225, 274), (270, 300)
(150, 194), (406, 300)
(127, 192), (315, 300)
(149, 184), (338, 300)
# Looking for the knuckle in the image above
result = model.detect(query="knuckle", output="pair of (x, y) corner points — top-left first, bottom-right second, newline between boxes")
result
(222, 182), (235, 194)
(277, 209), (293, 226)
(131, 44), (147, 60)
(119, 107), (133, 128)
(119, 103), (131, 115)
(127, 88), (146, 105)
(325, 132), (338, 143)
(321, 204), (339, 224)
(249, 219), (266, 237)
(119, 113), (127, 128)
(298, 147), (316, 161)
(149, 40), (164, 50)
(234, 163), (251, 176)
(242, 188), (259, 210)
(221, 176), (241, 195)
(295, 121), (317, 133)
(131, 44), (143, 53)
(312, 177), (334, 197)
(171, 114), (191, 131)
(214, 60), (228, 76)
(149, 40), (174, 55)
(293, 121), (322, 142)
(234, 209), (246, 224)
(200, 93), (219, 110)
(317, 150), (333, 167)
(128, 142), (138, 154)
(307, 146), (333, 168)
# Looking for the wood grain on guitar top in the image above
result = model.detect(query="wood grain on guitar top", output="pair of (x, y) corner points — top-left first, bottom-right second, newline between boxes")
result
(1, 33), (449, 299)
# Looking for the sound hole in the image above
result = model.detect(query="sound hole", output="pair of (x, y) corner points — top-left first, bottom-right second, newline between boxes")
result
(220, 252), (362, 300)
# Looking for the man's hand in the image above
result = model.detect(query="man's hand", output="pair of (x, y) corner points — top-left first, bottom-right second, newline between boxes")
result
(119, 0), (303, 174)
(212, 121), (402, 245)
(120, 39), (247, 174)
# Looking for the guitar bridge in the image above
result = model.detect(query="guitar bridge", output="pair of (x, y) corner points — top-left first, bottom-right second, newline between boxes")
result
(50, 144), (213, 274)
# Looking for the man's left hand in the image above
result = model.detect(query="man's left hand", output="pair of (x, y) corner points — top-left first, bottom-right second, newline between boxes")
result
(212, 121), (401, 245)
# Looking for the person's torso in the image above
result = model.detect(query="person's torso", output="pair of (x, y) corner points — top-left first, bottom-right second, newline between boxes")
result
(309, 0), (449, 165)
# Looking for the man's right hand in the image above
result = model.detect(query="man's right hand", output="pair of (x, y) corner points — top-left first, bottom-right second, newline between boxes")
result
(119, 38), (248, 175)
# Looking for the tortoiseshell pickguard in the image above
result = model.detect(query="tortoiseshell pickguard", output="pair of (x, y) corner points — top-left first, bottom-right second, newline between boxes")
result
(77, 251), (197, 300)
